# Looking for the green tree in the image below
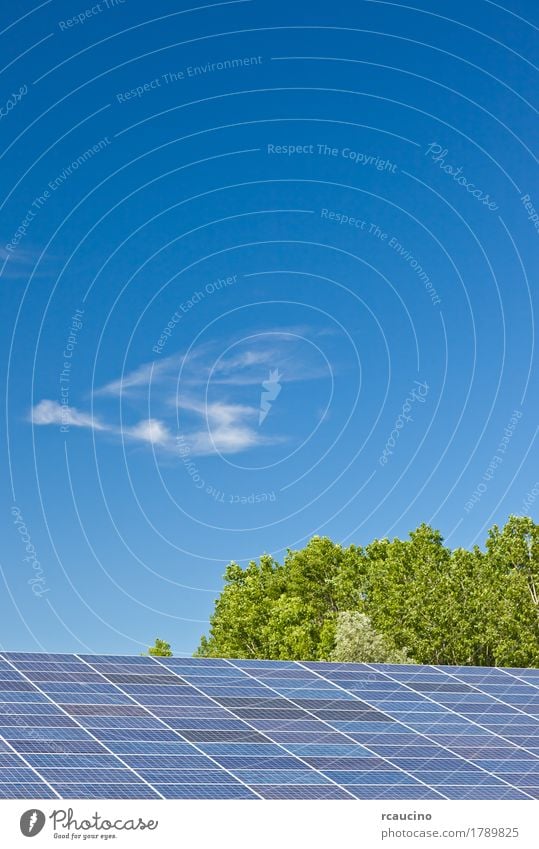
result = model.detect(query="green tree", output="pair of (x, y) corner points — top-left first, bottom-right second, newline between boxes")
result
(196, 516), (539, 667)
(145, 638), (173, 657)
(195, 555), (282, 659)
(485, 516), (539, 667)
(196, 537), (366, 660)
(363, 525), (453, 663)
(331, 612), (414, 663)
(363, 526), (504, 665)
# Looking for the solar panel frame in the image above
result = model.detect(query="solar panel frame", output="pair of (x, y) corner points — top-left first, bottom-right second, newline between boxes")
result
(1, 652), (539, 798)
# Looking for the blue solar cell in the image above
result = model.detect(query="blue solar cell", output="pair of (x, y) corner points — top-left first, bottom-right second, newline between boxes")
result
(345, 733), (428, 745)
(76, 717), (165, 729)
(284, 744), (369, 757)
(107, 742), (196, 755)
(95, 728), (179, 743)
(325, 770), (423, 785)
(504, 774), (539, 786)
(85, 664), (173, 675)
(60, 704), (148, 715)
(478, 759), (539, 771)
(302, 757), (389, 770)
(121, 756), (215, 770)
(0, 768), (46, 783)
(214, 757), (305, 770)
(0, 754), (29, 767)
(152, 717), (248, 729)
(15, 662), (88, 673)
(234, 769), (331, 785)
(256, 784), (352, 799)
(200, 688), (273, 697)
(221, 708), (306, 720)
(1, 653), (67, 662)
(176, 730), (268, 743)
(0, 671), (34, 680)
(162, 708), (253, 719)
(121, 685), (213, 697)
(156, 657), (230, 667)
(347, 785), (443, 800)
(231, 660), (299, 669)
(23, 673), (103, 683)
(0, 715), (77, 727)
(0, 728), (90, 740)
(39, 684), (119, 694)
(0, 703), (64, 715)
(131, 694), (211, 706)
(79, 655), (162, 665)
(0, 783), (59, 798)
(264, 732), (351, 744)
(11, 740), (108, 754)
(26, 755), (124, 769)
(154, 783), (257, 799)
(0, 692), (47, 703)
(389, 757), (477, 770)
(441, 786), (530, 800)
(408, 771), (508, 787)
(52, 783), (160, 798)
(39, 768), (143, 783)
(199, 743), (287, 757)
(137, 769), (238, 784)
(247, 720), (331, 732)
(333, 722), (398, 733)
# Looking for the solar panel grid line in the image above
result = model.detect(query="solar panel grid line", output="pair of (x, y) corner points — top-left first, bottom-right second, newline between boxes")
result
(493, 666), (539, 783)
(2, 655), (539, 799)
(0, 662), (63, 797)
(173, 665), (409, 760)
(222, 659), (448, 799)
(151, 656), (360, 799)
(0, 759), (58, 793)
(0, 654), (165, 800)
(299, 661), (533, 798)
(498, 667), (539, 692)
(432, 665), (539, 763)
(74, 654), (264, 800)
(274, 661), (460, 796)
(360, 663), (537, 799)
(162, 660), (418, 780)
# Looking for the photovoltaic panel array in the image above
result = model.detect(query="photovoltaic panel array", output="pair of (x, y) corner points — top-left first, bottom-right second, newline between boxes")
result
(1, 652), (539, 799)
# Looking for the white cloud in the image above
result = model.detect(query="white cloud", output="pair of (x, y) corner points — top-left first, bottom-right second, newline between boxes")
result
(31, 400), (106, 430)
(30, 327), (330, 458)
(31, 401), (173, 451)
(179, 399), (267, 455)
(94, 357), (173, 397)
(125, 418), (173, 447)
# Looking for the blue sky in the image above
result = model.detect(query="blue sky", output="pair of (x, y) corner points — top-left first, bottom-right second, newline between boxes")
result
(1, 0), (538, 655)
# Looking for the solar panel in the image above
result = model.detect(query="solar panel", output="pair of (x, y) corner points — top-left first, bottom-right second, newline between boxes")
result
(1, 652), (539, 799)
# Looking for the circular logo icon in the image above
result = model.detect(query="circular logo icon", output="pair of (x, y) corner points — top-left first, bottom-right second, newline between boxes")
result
(20, 810), (46, 837)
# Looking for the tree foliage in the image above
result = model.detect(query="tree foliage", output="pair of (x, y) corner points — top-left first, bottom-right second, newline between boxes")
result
(331, 612), (415, 663)
(196, 516), (539, 667)
(146, 638), (173, 657)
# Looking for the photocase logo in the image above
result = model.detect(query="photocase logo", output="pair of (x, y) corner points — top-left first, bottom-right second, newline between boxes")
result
(259, 369), (282, 425)
(20, 809), (46, 837)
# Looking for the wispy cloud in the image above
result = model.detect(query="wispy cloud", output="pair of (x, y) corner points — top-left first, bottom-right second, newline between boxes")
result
(94, 355), (181, 398)
(124, 418), (173, 447)
(0, 247), (57, 281)
(31, 326), (332, 457)
(31, 400), (106, 431)
(31, 401), (173, 450)
(178, 398), (273, 455)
